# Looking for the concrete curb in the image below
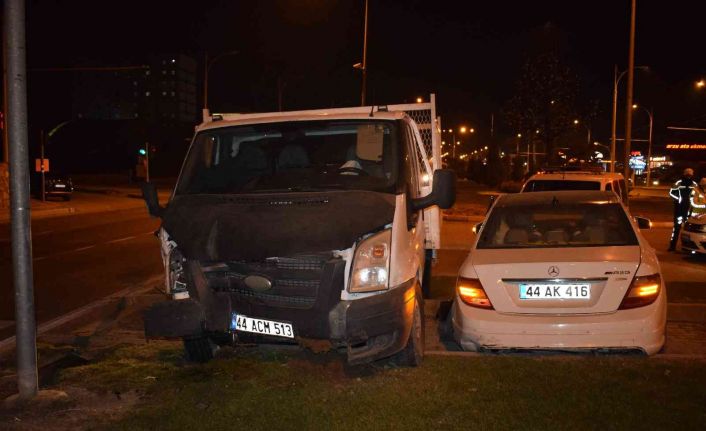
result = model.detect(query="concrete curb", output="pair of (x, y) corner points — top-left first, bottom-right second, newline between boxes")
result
(426, 350), (706, 360)
(0, 275), (163, 354)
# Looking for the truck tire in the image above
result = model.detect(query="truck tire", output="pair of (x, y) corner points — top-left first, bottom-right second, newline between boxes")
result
(394, 298), (424, 367)
(183, 335), (217, 363)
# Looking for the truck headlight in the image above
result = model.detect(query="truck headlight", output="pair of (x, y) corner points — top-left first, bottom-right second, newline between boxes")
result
(168, 248), (189, 298)
(349, 229), (391, 293)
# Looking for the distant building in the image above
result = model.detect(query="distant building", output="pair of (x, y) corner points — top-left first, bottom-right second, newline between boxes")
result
(72, 53), (198, 125)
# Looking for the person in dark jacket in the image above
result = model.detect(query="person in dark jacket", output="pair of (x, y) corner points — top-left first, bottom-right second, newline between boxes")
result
(668, 168), (697, 251)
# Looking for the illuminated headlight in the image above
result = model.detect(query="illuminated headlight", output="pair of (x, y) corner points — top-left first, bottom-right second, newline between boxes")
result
(349, 229), (391, 293)
(421, 173), (430, 186)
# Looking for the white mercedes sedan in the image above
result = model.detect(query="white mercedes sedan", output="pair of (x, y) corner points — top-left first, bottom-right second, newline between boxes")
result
(450, 191), (666, 355)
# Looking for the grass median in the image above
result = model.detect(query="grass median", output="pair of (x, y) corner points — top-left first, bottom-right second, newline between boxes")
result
(43, 342), (706, 430)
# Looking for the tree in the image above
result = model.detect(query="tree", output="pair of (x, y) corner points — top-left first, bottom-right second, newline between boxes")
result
(503, 25), (580, 167)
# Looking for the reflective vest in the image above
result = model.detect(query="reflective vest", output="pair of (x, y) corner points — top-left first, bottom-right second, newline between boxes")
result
(691, 187), (706, 215)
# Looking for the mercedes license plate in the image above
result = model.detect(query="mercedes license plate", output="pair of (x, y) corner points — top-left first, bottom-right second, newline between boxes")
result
(519, 283), (590, 300)
(230, 313), (294, 339)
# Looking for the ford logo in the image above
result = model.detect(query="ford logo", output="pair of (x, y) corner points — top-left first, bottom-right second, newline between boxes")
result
(244, 275), (273, 291)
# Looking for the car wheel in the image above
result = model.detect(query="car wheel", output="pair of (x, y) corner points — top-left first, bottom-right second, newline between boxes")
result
(183, 335), (218, 363)
(394, 298), (424, 367)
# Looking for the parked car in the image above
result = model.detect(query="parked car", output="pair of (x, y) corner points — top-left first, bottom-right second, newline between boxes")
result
(681, 214), (706, 255)
(448, 190), (666, 355)
(31, 171), (73, 201)
(521, 168), (629, 203)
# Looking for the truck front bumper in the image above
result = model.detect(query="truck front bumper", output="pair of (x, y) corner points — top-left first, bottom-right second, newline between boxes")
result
(143, 278), (418, 364)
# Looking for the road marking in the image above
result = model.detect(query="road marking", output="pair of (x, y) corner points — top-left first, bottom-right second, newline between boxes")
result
(73, 245), (95, 252)
(107, 235), (136, 244)
(31, 231), (156, 261)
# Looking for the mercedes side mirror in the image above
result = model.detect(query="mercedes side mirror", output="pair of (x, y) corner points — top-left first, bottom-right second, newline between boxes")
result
(634, 216), (651, 230)
(141, 182), (164, 218)
(411, 169), (456, 211)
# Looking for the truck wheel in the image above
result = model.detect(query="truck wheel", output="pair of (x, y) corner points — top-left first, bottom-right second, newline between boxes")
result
(183, 335), (217, 363)
(395, 298), (424, 367)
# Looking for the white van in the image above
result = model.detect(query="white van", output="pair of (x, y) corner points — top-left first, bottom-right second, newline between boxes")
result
(522, 168), (629, 203)
(140, 96), (454, 366)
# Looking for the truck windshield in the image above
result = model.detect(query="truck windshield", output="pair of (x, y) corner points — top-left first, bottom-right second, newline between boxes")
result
(176, 120), (399, 195)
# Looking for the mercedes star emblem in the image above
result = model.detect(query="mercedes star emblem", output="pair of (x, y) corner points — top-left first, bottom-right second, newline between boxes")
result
(548, 266), (560, 277)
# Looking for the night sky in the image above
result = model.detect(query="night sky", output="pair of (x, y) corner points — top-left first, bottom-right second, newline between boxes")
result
(23, 0), (706, 144)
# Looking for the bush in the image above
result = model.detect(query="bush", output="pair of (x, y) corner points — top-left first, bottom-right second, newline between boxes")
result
(499, 180), (523, 193)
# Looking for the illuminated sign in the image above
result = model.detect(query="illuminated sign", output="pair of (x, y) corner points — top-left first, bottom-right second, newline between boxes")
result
(629, 155), (646, 170)
(666, 143), (706, 150)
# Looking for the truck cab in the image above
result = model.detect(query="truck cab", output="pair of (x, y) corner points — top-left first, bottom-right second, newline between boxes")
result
(141, 96), (454, 365)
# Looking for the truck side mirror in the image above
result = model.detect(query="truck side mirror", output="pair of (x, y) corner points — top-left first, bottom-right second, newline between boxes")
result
(141, 182), (164, 218)
(412, 169), (456, 211)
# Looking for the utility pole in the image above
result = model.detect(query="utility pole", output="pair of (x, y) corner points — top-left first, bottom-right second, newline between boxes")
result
(40, 130), (45, 202)
(144, 142), (150, 183)
(5, 0), (38, 400)
(610, 65), (618, 173)
(360, 0), (369, 106)
(623, 0), (637, 184)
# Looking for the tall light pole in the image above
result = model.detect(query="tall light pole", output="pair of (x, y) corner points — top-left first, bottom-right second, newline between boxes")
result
(203, 50), (239, 111)
(623, 0), (637, 183)
(610, 65), (648, 173)
(632, 104), (654, 186)
(355, 0), (369, 106)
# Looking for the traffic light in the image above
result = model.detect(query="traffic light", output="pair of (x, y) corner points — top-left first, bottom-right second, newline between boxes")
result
(138, 148), (147, 156)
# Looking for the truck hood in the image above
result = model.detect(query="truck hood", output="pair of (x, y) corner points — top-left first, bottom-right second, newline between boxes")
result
(162, 191), (396, 261)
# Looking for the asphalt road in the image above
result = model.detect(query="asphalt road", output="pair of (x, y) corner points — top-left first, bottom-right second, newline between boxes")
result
(0, 205), (161, 338)
(0, 183), (703, 344)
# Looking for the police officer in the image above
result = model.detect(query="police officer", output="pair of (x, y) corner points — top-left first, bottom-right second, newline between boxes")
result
(691, 178), (706, 216)
(668, 168), (697, 251)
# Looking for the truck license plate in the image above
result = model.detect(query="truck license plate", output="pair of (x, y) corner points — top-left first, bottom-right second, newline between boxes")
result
(230, 313), (294, 339)
(519, 284), (590, 300)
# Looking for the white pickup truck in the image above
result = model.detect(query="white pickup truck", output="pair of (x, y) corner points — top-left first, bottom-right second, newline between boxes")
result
(141, 95), (454, 366)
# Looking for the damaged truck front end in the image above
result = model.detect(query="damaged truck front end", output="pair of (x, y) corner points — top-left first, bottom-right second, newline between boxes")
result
(141, 109), (454, 365)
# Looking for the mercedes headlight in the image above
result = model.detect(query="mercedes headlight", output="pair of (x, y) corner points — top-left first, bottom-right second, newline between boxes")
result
(349, 229), (391, 293)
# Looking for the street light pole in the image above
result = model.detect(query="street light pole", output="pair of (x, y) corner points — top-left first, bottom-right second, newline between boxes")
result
(623, 0), (637, 183)
(611, 65), (648, 173)
(360, 0), (369, 106)
(633, 105), (654, 187)
(5, 0), (39, 400)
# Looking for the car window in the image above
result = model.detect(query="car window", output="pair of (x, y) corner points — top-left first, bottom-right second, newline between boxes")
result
(477, 203), (638, 249)
(523, 180), (601, 192)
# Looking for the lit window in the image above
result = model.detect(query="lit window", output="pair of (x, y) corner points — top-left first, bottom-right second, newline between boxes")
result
(145, 70), (150, 76)
(162, 91), (167, 96)
(145, 91), (150, 97)
(171, 91), (175, 97)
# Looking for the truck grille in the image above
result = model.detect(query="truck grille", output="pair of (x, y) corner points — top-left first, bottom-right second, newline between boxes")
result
(205, 253), (334, 309)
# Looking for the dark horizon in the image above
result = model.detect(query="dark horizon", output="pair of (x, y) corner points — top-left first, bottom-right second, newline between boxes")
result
(18, 0), (706, 151)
